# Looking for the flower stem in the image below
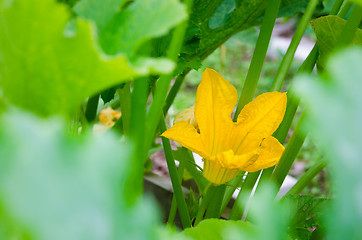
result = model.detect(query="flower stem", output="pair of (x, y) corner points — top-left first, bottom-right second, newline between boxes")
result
(220, 172), (245, 214)
(270, 0), (319, 91)
(194, 184), (217, 226)
(160, 116), (191, 229)
(229, 171), (260, 220)
(286, 160), (327, 196)
(234, 0), (282, 119)
(204, 184), (226, 219)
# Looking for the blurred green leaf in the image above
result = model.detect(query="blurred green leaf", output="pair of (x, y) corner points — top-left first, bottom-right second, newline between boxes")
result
(75, 0), (187, 56)
(0, 110), (159, 240)
(311, 16), (362, 67)
(0, 0), (174, 117)
(295, 46), (362, 240)
(181, 219), (256, 240)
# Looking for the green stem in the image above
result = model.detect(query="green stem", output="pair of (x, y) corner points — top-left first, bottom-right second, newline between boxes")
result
(286, 160), (327, 196)
(123, 77), (149, 205)
(167, 160), (186, 225)
(160, 117), (191, 229)
(337, 1), (353, 18)
(234, 0), (282, 119)
(204, 184), (226, 219)
(270, 0), (319, 91)
(330, 0), (345, 15)
(220, 172), (245, 214)
(145, 0), (193, 156)
(272, 113), (307, 189)
(119, 83), (132, 135)
(229, 171), (260, 220)
(273, 0), (346, 143)
(336, 4), (362, 48)
(163, 68), (191, 115)
(84, 93), (99, 123)
(194, 184), (217, 226)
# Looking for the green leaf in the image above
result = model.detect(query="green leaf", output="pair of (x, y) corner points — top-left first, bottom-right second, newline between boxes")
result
(282, 195), (328, 239)
(0, 110), (159, 240)
(295, 46), (362, 240)
(181, 219), (256, 240)
(0, 0), (174, 117)
(75, 0), (187, 56)
(182, 0), (321, 60)
(311, 15), (362, 67)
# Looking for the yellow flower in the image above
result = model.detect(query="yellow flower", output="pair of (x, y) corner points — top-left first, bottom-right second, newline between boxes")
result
(161, 69), (287, 185)
(99, 107), (122, 127)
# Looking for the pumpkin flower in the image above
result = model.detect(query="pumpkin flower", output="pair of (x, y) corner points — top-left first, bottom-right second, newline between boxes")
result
(162, 69), (287, 185)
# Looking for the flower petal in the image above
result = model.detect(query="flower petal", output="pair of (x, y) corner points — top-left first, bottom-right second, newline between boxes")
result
(211, 149), (258, 169)
(203, 159), (240, 185)
(195, 68), (238, 156)
(161, 121), (208, 159)
(243, 136), (284, 172)
(232, 92), (287, 155)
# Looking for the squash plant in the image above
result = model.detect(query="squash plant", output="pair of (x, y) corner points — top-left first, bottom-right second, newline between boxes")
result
(0, 0), (361, 239)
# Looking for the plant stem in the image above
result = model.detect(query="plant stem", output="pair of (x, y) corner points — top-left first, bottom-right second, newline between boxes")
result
(272, 113), (307, 189)
(229, 171), (260, 220)
(84, 93), (99, 123)
(270, 0), (319, 91)
(160, 116), (191, 229)
(330, 0), (345, 15)
(123, 77), (149, 205)
(286, 160), (327, 195)
(204, 184), (226, 219)
(336, 4), (362, 48)
(145, 0), (193, 157)
(337, 1), (353, 18)
(163, 68), (191, 115)
(220, 172), (245, 214)
(273, 0), (346, 143)
(119, 83), (132, 135)
(234, 0), (282, 119)
(194, 184), (217, 226)
(167, 159), (185, 225)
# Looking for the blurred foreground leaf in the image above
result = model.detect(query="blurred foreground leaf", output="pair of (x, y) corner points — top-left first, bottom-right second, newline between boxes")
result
(181, 219), (256, 240)
(0, 0), (174, 117)
(0, 110), (159, 240)
(295, 46), (362, 240)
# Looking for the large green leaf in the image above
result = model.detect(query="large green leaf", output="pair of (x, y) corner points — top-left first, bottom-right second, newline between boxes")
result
(74, 0), (187, 56)
(181, 0), (323, 61)
(0, 0), (174, 117)
(295, 47), (362, 240)
(311, 15), (362, 67)
(0, 110), (159, 240)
